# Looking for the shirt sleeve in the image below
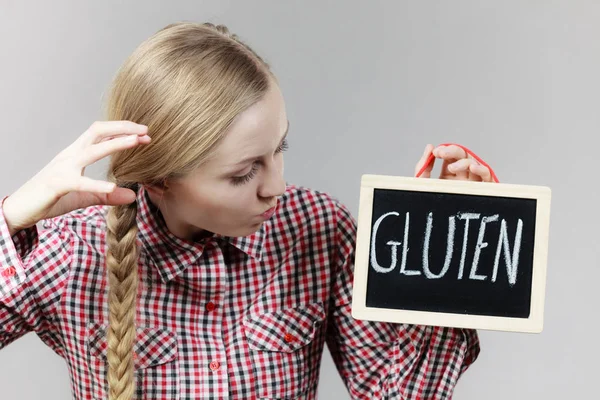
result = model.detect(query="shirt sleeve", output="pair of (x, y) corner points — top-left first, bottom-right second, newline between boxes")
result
(325, 201), (480, 399)
(0, 195), (72, 356)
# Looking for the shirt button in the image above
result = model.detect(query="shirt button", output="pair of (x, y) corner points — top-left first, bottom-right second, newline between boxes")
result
(205, 302), (216, 312)
(209, 361), (220, 371)
(1, 266), (16, 278)
(284, 333), (296, 343)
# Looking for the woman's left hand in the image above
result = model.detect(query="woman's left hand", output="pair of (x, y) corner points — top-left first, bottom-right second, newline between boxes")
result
(414, 144), (494, 182)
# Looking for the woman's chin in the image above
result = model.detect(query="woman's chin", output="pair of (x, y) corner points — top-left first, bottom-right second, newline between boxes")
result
(220, 222), (264, 238)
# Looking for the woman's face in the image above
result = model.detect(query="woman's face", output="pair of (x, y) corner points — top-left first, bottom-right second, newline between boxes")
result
(146, 79), (288, 240)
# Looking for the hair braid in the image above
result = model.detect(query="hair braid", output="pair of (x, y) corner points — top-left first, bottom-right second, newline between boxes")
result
(105, 183), (140, 400)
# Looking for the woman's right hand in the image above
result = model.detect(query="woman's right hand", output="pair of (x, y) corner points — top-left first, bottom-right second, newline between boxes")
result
(2, 121), (151, 236)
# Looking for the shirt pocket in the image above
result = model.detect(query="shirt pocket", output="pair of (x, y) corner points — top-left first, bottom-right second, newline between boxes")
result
(86, 321), (180, 400)
(243, 302), (326, 399)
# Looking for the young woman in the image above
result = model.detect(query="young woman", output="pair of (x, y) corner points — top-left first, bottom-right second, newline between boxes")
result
(0, 22), (492, 399)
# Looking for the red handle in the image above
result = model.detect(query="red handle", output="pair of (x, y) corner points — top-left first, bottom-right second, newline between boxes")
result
(415, 143), (499, 183)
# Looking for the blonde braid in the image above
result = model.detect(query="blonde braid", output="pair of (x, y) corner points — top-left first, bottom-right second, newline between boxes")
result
(105, 183), (140, 400)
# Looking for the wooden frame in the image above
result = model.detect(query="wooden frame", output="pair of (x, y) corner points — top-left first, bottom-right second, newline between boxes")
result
(351, 174), (552, 333)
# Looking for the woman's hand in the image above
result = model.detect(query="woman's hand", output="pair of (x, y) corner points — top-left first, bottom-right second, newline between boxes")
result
(2, 121), (151, 235)
(414, 144), (494, 182)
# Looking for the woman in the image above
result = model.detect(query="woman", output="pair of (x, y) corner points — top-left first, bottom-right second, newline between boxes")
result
(0, 22), (491, 399)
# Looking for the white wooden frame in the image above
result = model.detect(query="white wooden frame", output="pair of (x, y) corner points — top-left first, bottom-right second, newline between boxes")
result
(351, 175), (552, 333)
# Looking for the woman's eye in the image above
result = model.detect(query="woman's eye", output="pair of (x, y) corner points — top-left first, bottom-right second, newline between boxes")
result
(230, 141), (287, 187)
(231, 163), (259, 186)
(276, 139), (289, 153)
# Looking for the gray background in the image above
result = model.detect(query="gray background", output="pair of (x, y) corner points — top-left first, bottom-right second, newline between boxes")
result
(0, 0), (598, 398)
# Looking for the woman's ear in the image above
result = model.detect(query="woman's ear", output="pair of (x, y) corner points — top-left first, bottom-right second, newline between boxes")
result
(144, 178), (170, 196)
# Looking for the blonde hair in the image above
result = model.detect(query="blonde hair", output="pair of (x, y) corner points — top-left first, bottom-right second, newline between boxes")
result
(103, 22), (273, 399)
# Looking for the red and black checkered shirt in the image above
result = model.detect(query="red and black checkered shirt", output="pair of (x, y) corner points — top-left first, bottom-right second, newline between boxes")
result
(0, 184), (479, 399)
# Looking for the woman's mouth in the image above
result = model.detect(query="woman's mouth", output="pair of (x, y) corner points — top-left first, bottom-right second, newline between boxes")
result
(260, 205), (277, 219)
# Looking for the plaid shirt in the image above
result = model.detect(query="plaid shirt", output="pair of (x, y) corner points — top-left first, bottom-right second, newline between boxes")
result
(0, 184), (479, 399)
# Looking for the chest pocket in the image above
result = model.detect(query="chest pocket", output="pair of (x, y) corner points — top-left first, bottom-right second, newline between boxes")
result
(243, 302), (326, 399)
(86, 322), (180, 400)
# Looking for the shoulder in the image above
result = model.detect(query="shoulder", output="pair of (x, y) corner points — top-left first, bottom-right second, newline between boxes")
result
(0, 203), (108, 306)
(275, 185), (357, 271)
(40, 204), (109, 250)
(277, 184), (356, 236)
(42, 204), (108, 230)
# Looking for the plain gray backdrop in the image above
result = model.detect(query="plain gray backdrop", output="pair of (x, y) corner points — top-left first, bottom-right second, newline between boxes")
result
(1, 1), (598, 399)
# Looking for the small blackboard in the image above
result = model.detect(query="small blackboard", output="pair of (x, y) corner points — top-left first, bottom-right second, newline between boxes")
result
(351, 175), (551, 333)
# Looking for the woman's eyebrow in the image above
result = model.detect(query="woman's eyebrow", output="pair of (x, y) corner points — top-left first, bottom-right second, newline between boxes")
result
(229, 120), (290, 168)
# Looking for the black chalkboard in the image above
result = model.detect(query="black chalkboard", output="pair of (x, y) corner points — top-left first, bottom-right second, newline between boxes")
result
(366, 188), (536, 318)
(351, 175), (551, 332)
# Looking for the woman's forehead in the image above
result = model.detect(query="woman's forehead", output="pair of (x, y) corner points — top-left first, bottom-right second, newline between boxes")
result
(211, 85), (287, 169)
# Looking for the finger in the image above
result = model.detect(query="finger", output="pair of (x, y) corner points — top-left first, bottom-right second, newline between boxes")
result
(469, 163), (492, 182)
(88, 188), (138, 206)
(59, 188), (138, 210)
(446, 158), (472, 180)
(79, 121), (148, 146)
(103, 187), (139, 205)
(79, 134), (151, 167)
(68, 176), (117, 194)
(433, 144), (468, 161)
(97, 132), (150, 143)
(439, 159), (452, 179)
(414, 144), (435, 178)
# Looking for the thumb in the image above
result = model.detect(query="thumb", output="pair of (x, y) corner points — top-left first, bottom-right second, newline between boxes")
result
(70, 188), (137, 209)
(101, 188), (138, 206)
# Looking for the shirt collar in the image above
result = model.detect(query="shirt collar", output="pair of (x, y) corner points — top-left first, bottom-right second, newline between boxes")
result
(135, 185), (266, 283)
